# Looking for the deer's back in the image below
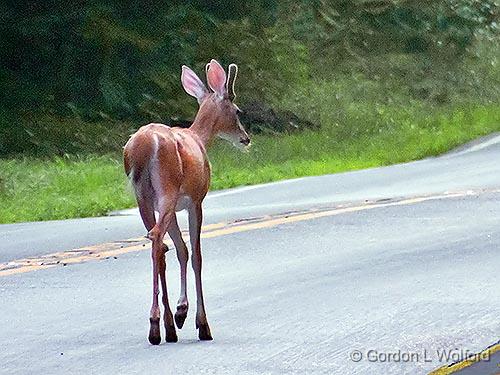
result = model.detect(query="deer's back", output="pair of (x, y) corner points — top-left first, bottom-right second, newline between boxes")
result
(124, 123), (210, 204)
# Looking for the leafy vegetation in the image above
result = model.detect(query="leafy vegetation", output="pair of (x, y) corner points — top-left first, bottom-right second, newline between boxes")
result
(1, 0), (498, 154)
(1, 103), (498, 223)
(0, 1), (498, 222)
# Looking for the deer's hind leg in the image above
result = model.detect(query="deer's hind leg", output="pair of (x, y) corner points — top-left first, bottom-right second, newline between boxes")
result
(135, 185), (163, 345)
(147, 191), (179, 344)
(136, 180), (169, 254)
(158, 238), (177, 343)
(144, 131), (183, 344)
(168, 216), (189, 329)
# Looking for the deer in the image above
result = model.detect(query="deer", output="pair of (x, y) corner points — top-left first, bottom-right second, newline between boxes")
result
(123, 59), (250, 345)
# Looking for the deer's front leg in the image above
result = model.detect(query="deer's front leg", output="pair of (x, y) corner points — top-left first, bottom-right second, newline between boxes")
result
(188, 202), (213, 341)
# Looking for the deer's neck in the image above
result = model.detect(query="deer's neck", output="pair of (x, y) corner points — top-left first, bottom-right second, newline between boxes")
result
(189, 102), (219, 147)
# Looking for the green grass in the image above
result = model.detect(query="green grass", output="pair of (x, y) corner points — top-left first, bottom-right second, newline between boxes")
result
(0, 103), (499, 223)
(209, 102), (500, 188)
(0, 156), (134, 223)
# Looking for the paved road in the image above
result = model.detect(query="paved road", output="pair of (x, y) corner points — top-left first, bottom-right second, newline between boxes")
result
(1, 134), (500, 263)
(1, 134), (499, 374)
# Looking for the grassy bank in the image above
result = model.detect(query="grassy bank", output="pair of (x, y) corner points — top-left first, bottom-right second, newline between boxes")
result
(0, 103), (498, 224)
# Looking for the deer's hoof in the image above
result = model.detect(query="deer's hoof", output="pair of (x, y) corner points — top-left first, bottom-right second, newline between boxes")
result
(175, 305), (188, 329)
(174, 313), (187, 329)
(148, 318), (161, 345)
(165, 324), (178, 343)
(162, 243), (169, 253)
(198, 323), (213, 341)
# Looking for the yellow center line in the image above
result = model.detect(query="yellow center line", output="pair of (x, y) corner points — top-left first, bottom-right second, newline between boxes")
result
(0, 190), (489, 278)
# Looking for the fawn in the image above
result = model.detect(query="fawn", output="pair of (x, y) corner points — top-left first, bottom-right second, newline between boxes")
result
(123, 60), (250, 344)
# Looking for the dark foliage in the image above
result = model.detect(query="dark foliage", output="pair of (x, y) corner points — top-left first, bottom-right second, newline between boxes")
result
(0, 0), (498, 155)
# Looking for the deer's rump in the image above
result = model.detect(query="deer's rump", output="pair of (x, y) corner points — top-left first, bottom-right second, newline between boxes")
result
(124, 124), (184, 208)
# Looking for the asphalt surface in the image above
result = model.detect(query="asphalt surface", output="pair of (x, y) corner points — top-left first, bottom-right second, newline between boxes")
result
(1, 133), (500, 263)
(455, 349), (500, 375)
(1, 134), (500, 374)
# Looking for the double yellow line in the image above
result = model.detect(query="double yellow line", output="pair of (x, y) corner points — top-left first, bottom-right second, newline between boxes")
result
(0, 191), (482, 278)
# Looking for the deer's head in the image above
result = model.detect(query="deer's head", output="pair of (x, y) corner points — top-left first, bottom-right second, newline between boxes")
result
(181, 59), (250, 150)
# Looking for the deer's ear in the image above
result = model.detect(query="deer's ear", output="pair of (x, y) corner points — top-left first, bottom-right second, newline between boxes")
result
(206, 59), (227, 96)
(181, 65), (207, 103)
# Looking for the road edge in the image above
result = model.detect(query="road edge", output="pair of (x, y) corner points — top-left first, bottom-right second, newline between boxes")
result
(428, 341), (500, 375)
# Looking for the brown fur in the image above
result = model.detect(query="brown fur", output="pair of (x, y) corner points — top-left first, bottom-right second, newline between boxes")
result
(123, 60), (250, 344)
